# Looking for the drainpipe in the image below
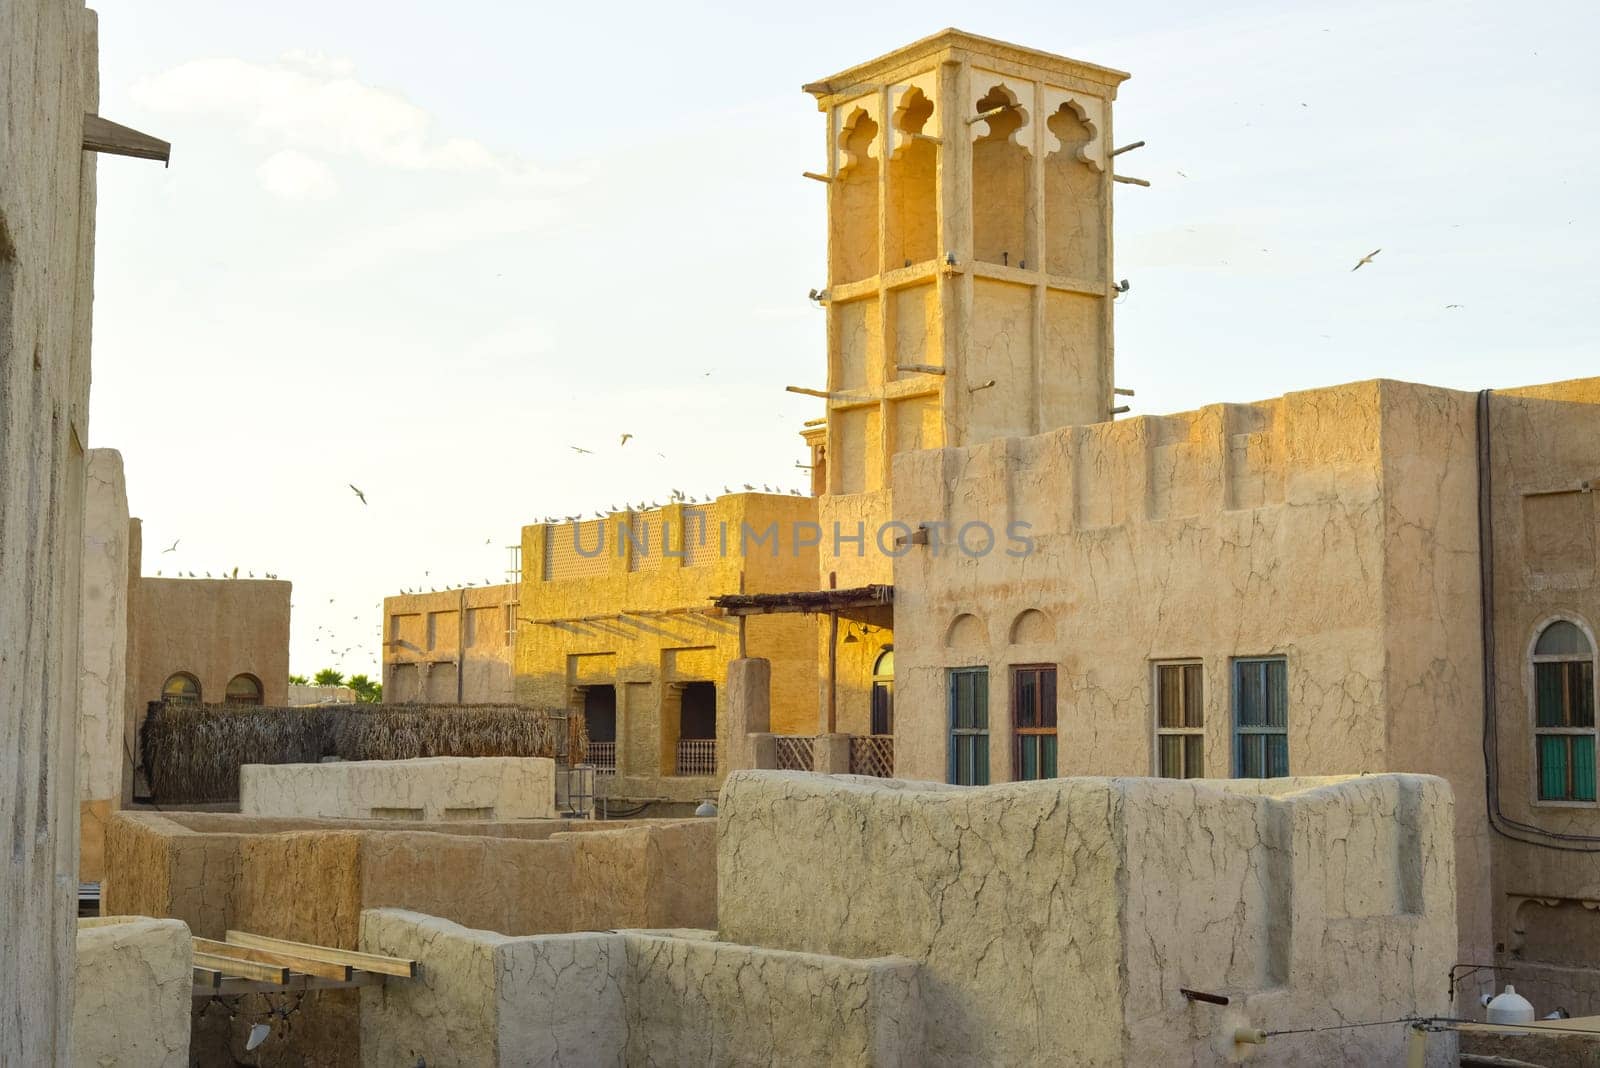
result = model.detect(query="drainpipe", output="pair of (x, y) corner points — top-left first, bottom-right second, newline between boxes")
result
(457, 588), (466, 704)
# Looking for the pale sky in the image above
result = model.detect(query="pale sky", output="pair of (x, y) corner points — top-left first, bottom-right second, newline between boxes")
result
(84, 0), (1600, 679)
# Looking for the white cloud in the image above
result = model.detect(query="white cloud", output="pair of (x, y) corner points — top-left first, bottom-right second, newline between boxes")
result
(256, 149), (338, 200)
(131, 55), (526, 177)
(294, 196), (560, 281)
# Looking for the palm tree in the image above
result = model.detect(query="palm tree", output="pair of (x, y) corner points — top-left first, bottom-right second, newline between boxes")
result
(313, 668), (346, 687)
(347, 674), (382, 703)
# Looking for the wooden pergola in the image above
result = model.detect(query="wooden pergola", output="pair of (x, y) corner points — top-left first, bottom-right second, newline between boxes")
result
(711, 584), (894, 733)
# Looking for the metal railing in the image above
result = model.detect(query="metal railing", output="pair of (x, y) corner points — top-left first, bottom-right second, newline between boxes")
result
(587, 741), (616, 774)
(675, 738), (717, 777)
(850, 735), (894, 778)
(774, 735), (816, 772)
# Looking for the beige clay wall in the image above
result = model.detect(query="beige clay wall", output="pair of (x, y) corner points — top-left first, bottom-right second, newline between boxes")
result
(104, 810), (716, 1065)
(1480, 380), (1600, 1013)
(129, 574), (291, 709)
(889, 377), (1514, 975)
(516, 494), (819, 802)
(0, 0), (100, 1057)
(358, 913), (924, 1068)
(717, 770), (1455, 1067)
(383, 583), (516, 704)
(239, 756), (557, 821)
(79, 448), (130, 880)
(73, 916), (191, 1068)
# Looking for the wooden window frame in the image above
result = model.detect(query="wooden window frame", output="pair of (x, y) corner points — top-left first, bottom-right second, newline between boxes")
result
(1531, 618), (1598, 807)
(1152, 660), (1204, 778)
(1232, 657), (1288, 779)
(948, 667), (989, 786)
(1011, 664), (1057, 781)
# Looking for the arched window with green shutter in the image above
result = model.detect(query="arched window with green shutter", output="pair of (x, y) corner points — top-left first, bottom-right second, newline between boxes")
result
(1533, 620), (1597, 803)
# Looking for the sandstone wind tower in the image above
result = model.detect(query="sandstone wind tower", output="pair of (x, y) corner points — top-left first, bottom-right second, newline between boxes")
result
(801, 30), (1131, 582)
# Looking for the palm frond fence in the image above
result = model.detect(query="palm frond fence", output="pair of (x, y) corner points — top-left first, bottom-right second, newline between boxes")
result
(140, 702), (586, 805)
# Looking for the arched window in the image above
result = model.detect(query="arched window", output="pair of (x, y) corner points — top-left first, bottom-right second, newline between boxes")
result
(871, 647), (894, 736)
(1534, 620), (1596, 802)
(225, 674), (263, 706)
(162, 672), (201, 704)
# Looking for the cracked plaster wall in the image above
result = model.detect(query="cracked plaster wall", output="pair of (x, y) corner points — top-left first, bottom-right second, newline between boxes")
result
(104, 810), (715, 1065)
(239, 756), (557, 821)
(716, 770), (1456, 1066)
(73, 916), (191, 1068)
(888, 376), (1539, 980)
(0, 0), (99, 1057)
(1479, 380), (1600, 1012)
(358, 911), (922, 1068)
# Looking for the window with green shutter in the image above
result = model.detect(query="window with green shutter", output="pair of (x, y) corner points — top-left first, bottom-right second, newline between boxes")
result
(948, 667), (989, 786)
(1534, 621), (1597, 803)
(1234, 658), (1288, 778)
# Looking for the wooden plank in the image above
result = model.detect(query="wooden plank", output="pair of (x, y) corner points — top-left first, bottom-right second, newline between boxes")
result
(193, 951), (289, 984)
(82, 114), (170, 163)
(192, 966), (222, 989)
(196, 938), (351, 982)
(225, 931), (417, 978)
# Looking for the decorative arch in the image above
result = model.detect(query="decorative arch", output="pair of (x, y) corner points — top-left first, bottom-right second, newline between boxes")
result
(834, 101), (882, 177)
(968, 80), (1031, 150)
(162, 672), (201, 704)
(1040, 88), (1105, 171)
(1009, 608), (1055, 645)
(888, 75), (938, 158)
(945, 613), (988, 652)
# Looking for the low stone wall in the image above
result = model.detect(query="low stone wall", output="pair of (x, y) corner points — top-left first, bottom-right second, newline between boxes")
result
(359, 910), (923, 1068)
(74, 916), (192, 1068)
(717, 771), (1459, 1067)
(240, 756), (556, 821)
(102, 810), (716, 1065)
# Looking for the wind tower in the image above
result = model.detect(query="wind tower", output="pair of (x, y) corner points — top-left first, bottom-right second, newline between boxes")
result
(800, 29), (1131, 584)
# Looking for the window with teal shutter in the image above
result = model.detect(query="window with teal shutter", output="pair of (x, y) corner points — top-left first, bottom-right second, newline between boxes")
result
(948, 667), (989, 786)
(1234, 658), (1288, 779)
(1533, 621), (1597, 802)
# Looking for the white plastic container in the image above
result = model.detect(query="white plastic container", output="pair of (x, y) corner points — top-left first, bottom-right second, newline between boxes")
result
(1486, 985), (1535, 1025)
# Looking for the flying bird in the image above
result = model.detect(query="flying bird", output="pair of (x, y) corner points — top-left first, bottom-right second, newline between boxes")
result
(571, 445), (593, 455)
(1350, 248), (1381, 272)
(619, 433), (633, 447)
(162, 539), (179, 553)
(1445, 304), (1464, 309)
(349, 484), (367, 504)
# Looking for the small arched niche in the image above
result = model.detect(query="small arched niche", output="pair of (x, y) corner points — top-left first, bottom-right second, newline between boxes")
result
(1044, 100), (1104, 279)
(887, 87), (937, 268)
(831, 107), (880, 284)
(971, 84), (1034, 269)
(945, 612), (987, 652)
(1009, 608), (1055, 645)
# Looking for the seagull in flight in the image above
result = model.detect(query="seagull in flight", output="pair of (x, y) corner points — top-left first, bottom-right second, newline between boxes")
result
(349, 484), (367, 505)
(571, 445), (594, 455)
(162, 539), (179, 553)
(1350, 248), (1381, 271)
(619, 433), (633, 447)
